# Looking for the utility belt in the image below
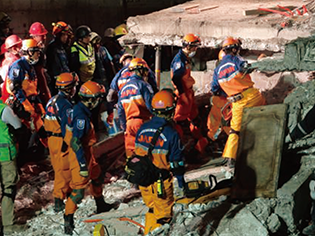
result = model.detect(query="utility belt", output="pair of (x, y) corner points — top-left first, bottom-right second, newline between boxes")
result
(227, 87), (253, 103)
(46, 131), (63, 137)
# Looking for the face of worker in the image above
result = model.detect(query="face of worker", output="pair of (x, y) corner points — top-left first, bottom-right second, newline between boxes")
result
(60, 33), (69, 44)
(82, 35), (91, 45)
(187, 46), (198, 58)
(33, 34), (47, 49)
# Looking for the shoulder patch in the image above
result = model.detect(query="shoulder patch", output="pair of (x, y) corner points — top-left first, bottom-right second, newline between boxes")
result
(76, 119), (85, 130)
(13, 69), (20, 77)
(175, 62), (182, 70)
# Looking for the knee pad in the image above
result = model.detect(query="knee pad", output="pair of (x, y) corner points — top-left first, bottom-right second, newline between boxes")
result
(69, 189), (85, 204)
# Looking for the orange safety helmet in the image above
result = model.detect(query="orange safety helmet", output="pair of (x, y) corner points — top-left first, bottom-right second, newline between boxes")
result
(79, 81), (105, 98)
(128, 58), (148, 71)
(218, 49), (226, 61)
(4, 34), (22, 50)
(152, 89), (176, 115)
(55, 72), (79, 90)
(182, 33), (201, 48)
(29, 22), (48, 36)
(222, 37), (240, 50)
(21, 39), (39, 51)
(52, 21), (72, 36)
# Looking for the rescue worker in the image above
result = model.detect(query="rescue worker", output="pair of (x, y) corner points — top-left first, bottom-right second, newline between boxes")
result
(0, 94), (27, 234)
(117, 57), (154, 158)
(64, 81), (113, 235)
(29, 22), (51, 105)
(7, 39), (48, 147)
(104, 24), (126, 71)
(0, 12), (12, 47)
(107, 54), (158, 104)
(207, 49), (230, 142)
(170, 33), (208, 158)
(90, 32), (115, 131)
(70, 25), (95, 84)
(134, 90), (185, 234)
(46, 21), (73, 96)
(1, 35), (22, 103)
(44, 72), (78, 213)
(211, 37), (265, 167)
(90, 31), (115, 90)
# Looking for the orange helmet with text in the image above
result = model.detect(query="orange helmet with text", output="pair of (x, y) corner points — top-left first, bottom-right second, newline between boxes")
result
(128, 58), (148, 71)
(79, 81), (105, 98)
(182, 33), (201, 47)
(222, 37), (240, 50)
(52, 21), (72, 36)
(152, 89), (176, 116)
(55, 72), (79, 90)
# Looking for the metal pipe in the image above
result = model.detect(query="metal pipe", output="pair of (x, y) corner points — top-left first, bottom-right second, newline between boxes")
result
(155, 46), (161, 89)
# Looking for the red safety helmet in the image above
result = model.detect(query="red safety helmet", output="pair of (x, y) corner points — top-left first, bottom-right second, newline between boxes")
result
(128, 58), (148, 71)
(218, 49), (226, 61)
(182, 33), (201, 48)
(4, 34), (22, 50)
(52, 21), (72, 36)
(152, 89), (176, 115)
(55, 72), (79, 90)
(29, 22), (48, 36)
(222, 37), (240, 50)
(79, 81), (105, 98)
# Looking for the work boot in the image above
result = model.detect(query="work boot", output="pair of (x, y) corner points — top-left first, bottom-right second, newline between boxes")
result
(94, 196), (115, 214)
(54, 198), (65, 213)
(64, 214), (74, 235)
(3, 224), (28, 234)
(303, 224), (315, 235)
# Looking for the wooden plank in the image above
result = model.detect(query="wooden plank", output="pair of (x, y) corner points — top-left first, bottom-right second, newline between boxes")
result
(243, 5), (297, 16)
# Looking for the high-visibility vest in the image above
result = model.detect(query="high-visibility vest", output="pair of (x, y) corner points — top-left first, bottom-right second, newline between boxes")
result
(71, 42), (95, 83)
(0, 101), (17, 162)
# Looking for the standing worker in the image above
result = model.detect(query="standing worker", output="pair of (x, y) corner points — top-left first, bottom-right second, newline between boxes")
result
(29, 22), (51, 105)
(134, 90), (185, 234)
(0, 95), (27, 234)
(7, 39), (48, 147)
(63, 81), (114, 235)
(117, 58), (154, 158)
(46, 21), (73, 96)
(170, 33), (208, 158)
(44, 72), (78, 213)
(1, 35), (22, 103)
(70, 25), (95, 84)
(211, 37), (265, 167)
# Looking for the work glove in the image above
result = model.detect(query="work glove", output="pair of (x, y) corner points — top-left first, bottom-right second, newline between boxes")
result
(107, 112), (114, 126)
(174, 186), (185, 199)
(79, 162), (89, 177)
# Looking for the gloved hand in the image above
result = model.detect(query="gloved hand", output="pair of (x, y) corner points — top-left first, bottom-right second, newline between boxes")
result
(173, 186), (185, 198)
(22, 100), (35, 117)
(79, 163), (89, 177)
(107, 112), (114, 126)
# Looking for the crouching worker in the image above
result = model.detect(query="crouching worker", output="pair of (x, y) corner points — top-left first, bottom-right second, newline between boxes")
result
(64, 81), (114, 235)
(44, 72), (78, 212)
(0, 97), (27, 233)
(132, 90), (185, 235)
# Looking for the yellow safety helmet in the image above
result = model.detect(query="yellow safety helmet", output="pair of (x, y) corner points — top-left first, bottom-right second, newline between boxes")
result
(114, 24), (128, 37)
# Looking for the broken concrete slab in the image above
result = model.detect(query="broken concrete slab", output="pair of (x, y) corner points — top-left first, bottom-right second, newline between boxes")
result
(233, 104), (287, 199)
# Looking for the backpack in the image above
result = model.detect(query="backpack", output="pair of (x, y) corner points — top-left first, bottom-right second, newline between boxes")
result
(125, 124), (168, 187)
